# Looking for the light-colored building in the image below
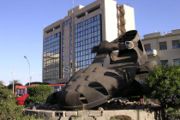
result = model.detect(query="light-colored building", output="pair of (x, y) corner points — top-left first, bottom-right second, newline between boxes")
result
(142, 29), (180, 66)
(43, 0), (135, 83)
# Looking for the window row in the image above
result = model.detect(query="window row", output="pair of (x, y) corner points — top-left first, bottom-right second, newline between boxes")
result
(44, 46), (59, 53)
(75, 46), (95, 53)
(75, 35), (101, 43)
(76, 15), (100, 28)
(75, 29), (101, 38)
(43, 75), (59, 80)
(76, 59), (94, 66)
(44, 33), (60, 41)
(144, 40), (180, 51)
(44, 40), (59, 47)
(76, 49), (92, 56)
(160, 58), (180, 66)
(43, 58), (59, 64)
(43, 67), (59, 71)
(75, 40), (100, 51)
(43, 58), (59, 63)
(43, 63), (59, 68)
(76, 54), (95, 61)
(44, 49), (59, 54)
(76, 22), (100, 33)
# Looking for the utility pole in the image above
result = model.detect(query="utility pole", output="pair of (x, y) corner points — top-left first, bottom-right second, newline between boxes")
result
(11, 71), (14, 94)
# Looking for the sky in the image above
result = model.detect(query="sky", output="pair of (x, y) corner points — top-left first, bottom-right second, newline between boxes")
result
(0, 0), (180, 85)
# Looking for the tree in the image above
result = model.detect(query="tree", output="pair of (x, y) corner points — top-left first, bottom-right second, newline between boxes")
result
(26, 85), (53, 106)
(0, 84), (42, 119)
(146, 66), (180, 119)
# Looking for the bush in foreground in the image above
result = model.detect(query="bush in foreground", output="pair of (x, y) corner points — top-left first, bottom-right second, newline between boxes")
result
(0, 83), (39, 119)
(26, 85), (53, 106)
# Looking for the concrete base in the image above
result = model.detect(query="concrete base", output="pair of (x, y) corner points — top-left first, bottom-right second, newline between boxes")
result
(24, 109), (159, 120)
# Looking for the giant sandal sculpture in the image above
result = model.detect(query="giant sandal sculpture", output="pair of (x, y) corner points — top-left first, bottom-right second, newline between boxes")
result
(46, 30), (152, 110)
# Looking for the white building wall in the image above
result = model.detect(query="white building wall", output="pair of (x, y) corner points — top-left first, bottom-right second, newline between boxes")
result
(123, 5), (136, 31)
(102, 0), (118, 42)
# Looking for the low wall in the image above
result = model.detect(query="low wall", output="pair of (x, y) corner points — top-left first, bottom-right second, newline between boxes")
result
(24, 109), (159, 120)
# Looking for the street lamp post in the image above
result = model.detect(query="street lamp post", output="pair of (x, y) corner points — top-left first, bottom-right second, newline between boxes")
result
(11, 71), (15, 94)
(24, 56), (31, 86)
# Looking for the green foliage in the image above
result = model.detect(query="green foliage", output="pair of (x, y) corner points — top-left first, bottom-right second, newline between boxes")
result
(26, 85), (53, 105)
(147, 66), (180, 107)
(0, 83), (40, 120)
(147, 65), (180, 119)
(166, 108), (180, 119)
(0, 83), (22, 119)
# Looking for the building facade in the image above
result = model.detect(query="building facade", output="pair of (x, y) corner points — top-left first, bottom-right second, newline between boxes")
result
(142, 29), (180, 66)
(43, 0), (135, 83)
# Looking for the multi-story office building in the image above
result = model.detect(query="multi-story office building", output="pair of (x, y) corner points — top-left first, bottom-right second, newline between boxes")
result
(43, 0), (135, 83)
(142, 29), (180, 66)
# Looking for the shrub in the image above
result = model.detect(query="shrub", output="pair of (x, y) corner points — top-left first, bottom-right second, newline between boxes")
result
(0, 84), (22, 119)
(26, 85), (53, 105)
(0, 83), (40, 119)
